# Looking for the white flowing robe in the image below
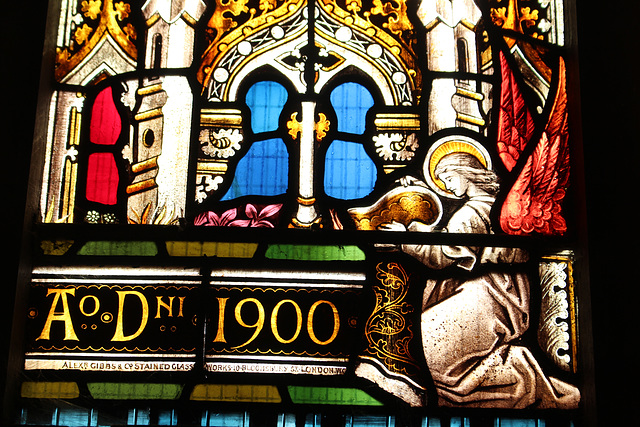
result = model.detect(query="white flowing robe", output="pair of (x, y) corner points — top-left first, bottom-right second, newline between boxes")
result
(401, 195), (580, 409)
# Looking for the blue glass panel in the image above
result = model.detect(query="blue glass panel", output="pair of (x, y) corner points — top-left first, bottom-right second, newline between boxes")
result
(246, 81), (288, 133)
(324, 140), (376, 199)
(304, 413), (322, 427)
(330, 82), (374, 134)
(498, 420), (542, 427)
(128, 408), (151, 425)
(422, 419), (472, 427)
(204, 412), (248, 427)
(57, 408), (90, 426)
(157, 409), (177, 425)
(351, 414), (393, 427)
(450, 417), (471, 427)
(423, 418), (442, 427)
(279, 413), (298, 427)
(222, 138), (289, 200)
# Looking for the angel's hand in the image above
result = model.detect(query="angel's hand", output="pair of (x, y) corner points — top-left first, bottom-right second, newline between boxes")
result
(375, 221), (403, 250)
(378, 221), (407, 232)
(397, 175), (426, 188)
(407, 220), (435, 232)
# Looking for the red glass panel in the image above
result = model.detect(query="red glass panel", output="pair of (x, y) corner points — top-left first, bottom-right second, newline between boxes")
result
(86, 152), (119, 205)
(90, 87), (121, 145)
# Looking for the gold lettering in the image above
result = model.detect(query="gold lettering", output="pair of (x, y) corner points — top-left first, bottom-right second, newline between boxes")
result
(112, 291), (148, 341)
(213, 297), (228, 343)
(178, 296), (185, 317)
(37, 288), (79, 341)
(271, 299), (302, 344)
(231, 298), (264, 349)
(79, 295), (100, 317)
(155, 296), (175, 318)
(308, 300), (340, 345)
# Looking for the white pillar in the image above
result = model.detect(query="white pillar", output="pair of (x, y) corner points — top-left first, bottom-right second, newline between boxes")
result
(293, 101), (320, 227)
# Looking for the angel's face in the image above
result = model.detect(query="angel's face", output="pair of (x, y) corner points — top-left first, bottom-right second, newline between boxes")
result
(438, 171), (468, 197)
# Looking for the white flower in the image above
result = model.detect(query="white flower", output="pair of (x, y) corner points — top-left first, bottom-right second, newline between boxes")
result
(200, 128), (243, 159)
(195, 174), (224, 203)
(121, 144), (132, 163)
(120, 80), (138, 110)
(102, 213), (118, 224)
(85, 210), (100, 224)
(373, 132), (419, 161)
(67, 146), (79, 162)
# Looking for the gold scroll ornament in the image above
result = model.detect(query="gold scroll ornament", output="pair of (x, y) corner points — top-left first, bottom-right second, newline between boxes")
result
(362, 262), (421, 377)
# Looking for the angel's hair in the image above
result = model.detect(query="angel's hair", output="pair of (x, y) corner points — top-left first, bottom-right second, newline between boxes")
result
(435, 153), (500, 196)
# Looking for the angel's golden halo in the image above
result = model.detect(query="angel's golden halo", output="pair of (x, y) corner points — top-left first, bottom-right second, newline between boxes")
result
(425, 138), (492, 196)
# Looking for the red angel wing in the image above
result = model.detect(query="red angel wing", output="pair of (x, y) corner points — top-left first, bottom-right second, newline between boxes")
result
(496, 51), (536, 172)
(500, 58), (570, 236)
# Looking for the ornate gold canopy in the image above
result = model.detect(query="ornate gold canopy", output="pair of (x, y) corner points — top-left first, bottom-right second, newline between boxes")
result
(197, 0), (421, 104)
(55, 0), (138, 83)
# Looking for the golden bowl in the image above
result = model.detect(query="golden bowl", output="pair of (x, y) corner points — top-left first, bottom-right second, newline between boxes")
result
(348, 186), (442, 230)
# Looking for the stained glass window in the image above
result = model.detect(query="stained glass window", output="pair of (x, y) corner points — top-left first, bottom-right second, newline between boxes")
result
(5, 0), (603, 425)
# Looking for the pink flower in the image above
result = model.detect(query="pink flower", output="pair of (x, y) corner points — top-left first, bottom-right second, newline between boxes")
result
(229, 203), (283, 228)
(194, 204), (283, 228)
(194, 208), (238, 226)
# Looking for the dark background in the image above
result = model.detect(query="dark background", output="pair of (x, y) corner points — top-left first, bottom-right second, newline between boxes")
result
(2, 1), (637, 425)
